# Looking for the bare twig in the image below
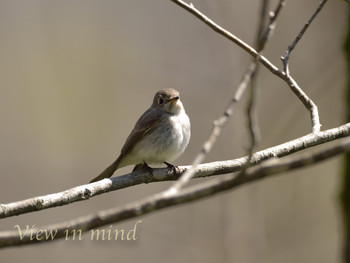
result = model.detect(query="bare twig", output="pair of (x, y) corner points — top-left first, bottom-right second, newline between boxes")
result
(1, 123), (349, 219)
(258, 0), (286, 52)
(245, 0), (286, 162)
(244, 63), (260, 161)
(281, 0), (329, 75)
(1, 135), (350, 248)
(244, 0), (269, 162)
(278, 0), (329, 134)
(284, 75), (321, 133)
(256, 0), (270, 51)
(169, 0), (321, 133)
(169, 0), (279, 74)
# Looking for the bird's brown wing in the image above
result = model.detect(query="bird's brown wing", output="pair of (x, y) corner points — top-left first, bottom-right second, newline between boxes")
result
(89, 108), (162, 183)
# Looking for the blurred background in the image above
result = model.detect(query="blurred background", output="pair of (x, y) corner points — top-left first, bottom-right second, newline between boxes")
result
(0, 0), (348, 262)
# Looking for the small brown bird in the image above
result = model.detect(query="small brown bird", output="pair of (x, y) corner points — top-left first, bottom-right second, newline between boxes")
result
(89, 89), (190, 183)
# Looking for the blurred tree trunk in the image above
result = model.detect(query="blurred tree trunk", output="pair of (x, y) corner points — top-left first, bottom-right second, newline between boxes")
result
(341, 5), (350, 263)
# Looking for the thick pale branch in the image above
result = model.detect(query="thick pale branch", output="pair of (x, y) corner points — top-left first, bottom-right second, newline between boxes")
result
(1, 135), (350, 248)
(1, 123), (349, 219)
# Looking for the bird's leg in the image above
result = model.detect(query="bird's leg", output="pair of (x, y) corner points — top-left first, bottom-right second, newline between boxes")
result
(164, 162), (179, 174)
(143, 161), (154, 176)
(132, 162), (154, 176)
(132, 164), (144, 172)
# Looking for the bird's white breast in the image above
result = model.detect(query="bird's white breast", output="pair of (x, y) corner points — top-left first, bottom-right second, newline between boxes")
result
(125, 106), (190, 166)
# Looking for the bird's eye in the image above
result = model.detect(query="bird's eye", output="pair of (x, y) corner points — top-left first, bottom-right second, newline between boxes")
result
(158, 98), (164, 105)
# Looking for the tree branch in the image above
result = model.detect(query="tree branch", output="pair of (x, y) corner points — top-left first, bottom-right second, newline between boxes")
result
(280, 0), (328, 133)
(245, 0), (286, 163)
(281, 0), (329, 74)
(1, 123), (350, 220)
(1, 135), (350, 248)
(246, 0), (272, 158)
(169, 0), (321, 133)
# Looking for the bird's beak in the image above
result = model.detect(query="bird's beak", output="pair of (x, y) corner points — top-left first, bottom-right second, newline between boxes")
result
(168, 96), (179, 104)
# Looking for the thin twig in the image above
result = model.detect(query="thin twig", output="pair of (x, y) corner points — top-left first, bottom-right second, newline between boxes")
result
(278, 0), (328, 134)
(259, 0), (286, 52)
(244, 0), (269, 163)
(1, 122), (349, 219)
(256, 0), (270, 51)
(1, 135), (350, 248)
(245, 0), (286, 164)
(169, 0), (280, 74)
(169, 0), (321, 133)
(281, 0), (329, 75)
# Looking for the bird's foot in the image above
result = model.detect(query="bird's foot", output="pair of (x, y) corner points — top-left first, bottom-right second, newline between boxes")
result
(164, 162), (180, 174)
(143, 162), (154, 176)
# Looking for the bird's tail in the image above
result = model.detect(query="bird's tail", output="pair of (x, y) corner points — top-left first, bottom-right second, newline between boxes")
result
(89, 158), (121, 183)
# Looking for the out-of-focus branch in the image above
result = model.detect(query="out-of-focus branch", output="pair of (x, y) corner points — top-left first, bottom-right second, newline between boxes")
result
(1, 135), (350, 248)
(1, 123), (350, 220)
(169, 0), (321, 133)
(256, 0), (269, 51)
(245, 0), (286, 161)
(246, 0), (271, 156)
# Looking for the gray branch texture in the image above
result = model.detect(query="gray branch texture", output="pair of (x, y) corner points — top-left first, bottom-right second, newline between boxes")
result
(0, 123), (350, 247)
(1, 123), (349, 220)
(1, 0), (349, 251)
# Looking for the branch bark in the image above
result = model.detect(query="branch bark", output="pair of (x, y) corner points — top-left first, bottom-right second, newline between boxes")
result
(281, 0), (329, 73)
(281, 0), (328, 133)
(1, 123), (350, 220)
(1, 135), (350, 248)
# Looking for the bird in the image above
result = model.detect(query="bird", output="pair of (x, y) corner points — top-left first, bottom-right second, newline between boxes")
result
(89, 88), (190, 183)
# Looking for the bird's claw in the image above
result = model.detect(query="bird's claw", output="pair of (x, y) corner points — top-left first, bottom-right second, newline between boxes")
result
(164, 162), (180, 174)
